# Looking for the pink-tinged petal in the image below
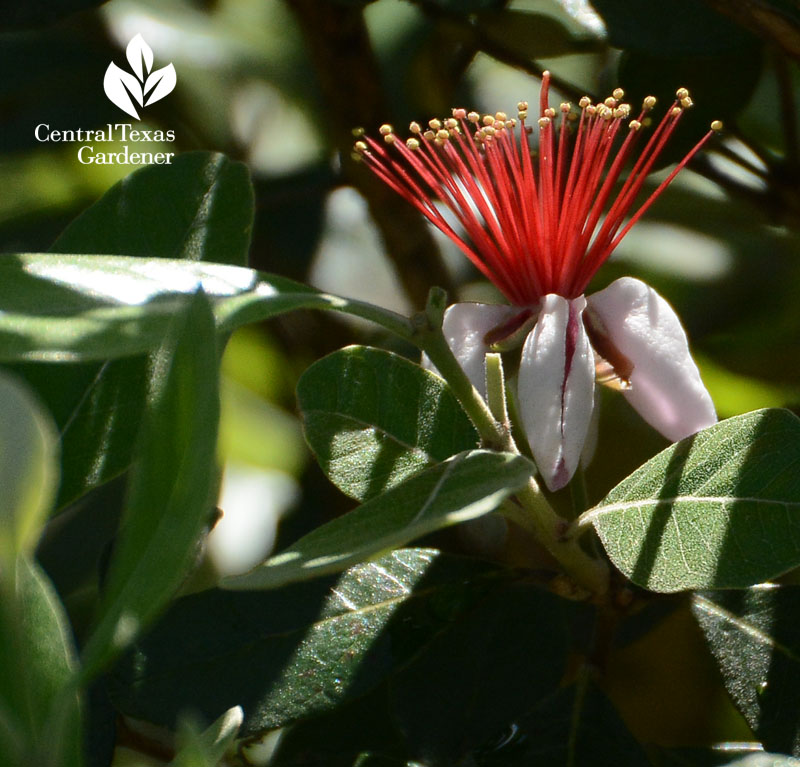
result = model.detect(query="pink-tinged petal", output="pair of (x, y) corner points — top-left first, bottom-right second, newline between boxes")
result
(586, 277), (716, 441)
(518, 295), (595, 491)
(422, 302), (518, 397)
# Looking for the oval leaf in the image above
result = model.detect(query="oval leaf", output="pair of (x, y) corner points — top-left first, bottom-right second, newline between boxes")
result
(0, 557), (82, 767)
(0, 372), (58, 567)
(297, 345), (477, 501)
(223, 449), (533, 590)
(693, 586), (800, 756)
(80, 291), (220, 676)
(588, 409), (800, 592)
(109, 549), (515, 735)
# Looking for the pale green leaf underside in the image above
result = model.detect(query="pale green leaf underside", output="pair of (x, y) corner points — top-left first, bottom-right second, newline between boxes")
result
(589, 409), (800, 592)
(0, 253), (410, 362)
(223, 449), (533, 591)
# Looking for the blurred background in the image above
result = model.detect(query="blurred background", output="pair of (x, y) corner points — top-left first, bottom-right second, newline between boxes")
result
(2, 0), (800, 751)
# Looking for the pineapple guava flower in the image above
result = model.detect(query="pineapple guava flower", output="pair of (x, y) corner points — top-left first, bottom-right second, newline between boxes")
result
(355, 72), (719, 491)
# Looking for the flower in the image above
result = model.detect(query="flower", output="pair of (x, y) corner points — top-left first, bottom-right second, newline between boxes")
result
(355, 72), (719, 491)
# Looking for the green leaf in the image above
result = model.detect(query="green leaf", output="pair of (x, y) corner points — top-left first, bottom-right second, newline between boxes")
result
(478, 10), (599, 59)
(297, 346), (477, 501)
(390, 584), (588, 763)
(693, 586), (800, 756)
(52, 152), (254, 268)
(590, 0), (758, 54)
(39, 152), (253, 508)
(0, 253), (409, 363)
(109, 549), (516, 735)
(0, 371), (58, 567)
(0, 557), (82, 767)
(80, 291), (220, 676)
(588, 409), (800, 592)
(223, 449), (533, 590)
(168, 706), (243, 767)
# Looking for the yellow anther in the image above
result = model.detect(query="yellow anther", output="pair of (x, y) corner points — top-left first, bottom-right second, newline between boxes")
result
(612, 88), (624, 100)
(444, 117), (458, 130)
(429, 118), (442, 131)
(350, 151), (362, 162)
(604, 96), (616, 108)
(680, 96), (693, 109)
(352, 126), (365, 137)
(409, 121), (422, 134)
(436, 129), (450, 141)
(560, 102), (571, 113)
(423, 130), (435, 141)
(505, 119), (516, 129)
(482, 114), (495, 126)
(354, 140), (367, 152)
(643, 96), (657, 109)
(538, 116), (551, 128)
(495, 111), (508, 122)
(671, 106), (682, 117)
(406, 137), (420, 149)
(579, 96), (591, 109)
(711, 120), (723, 132)
(482, 125), (496, 137)
(518, 110), (528, 120)
(629, 120), (641, 131)
(676, 87), (689, 100)
(544, 107), (556, 118)
(384, 133), (396, 144)
(586, 105), (597, 116)
(452, 108), (467, 120)
(468, 111), (480, 123)
(379, 124), (393, 136)
(517, 101), (529, 112)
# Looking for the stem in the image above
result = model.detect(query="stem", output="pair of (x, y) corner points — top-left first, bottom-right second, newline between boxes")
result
(569, 463), (590, 520)
(485, 352), (509, 427)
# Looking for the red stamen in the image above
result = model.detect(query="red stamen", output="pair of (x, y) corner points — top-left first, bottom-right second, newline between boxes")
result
(355, 80), (720, 306)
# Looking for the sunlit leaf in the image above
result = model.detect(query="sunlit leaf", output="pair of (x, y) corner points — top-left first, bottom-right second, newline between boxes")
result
(223, 449), (533, 590)
(589, 409), (800, 592)
(80, 291), (219, 677)
(110, 549), (515, 734)
(0, 371), (58, 568)
(693, 586), (800, 756)
(0, 557), (82, 767)
(297, 346), (477, 501)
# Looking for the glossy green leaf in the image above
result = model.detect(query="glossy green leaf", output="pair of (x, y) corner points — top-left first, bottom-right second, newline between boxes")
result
(693, 586), (800, 756)
(0, 371), (58, 567)
(297, 346), (477, 501)
(591, 0), (757, 54)
(109, 549), (515, 735)
(223, 449), (533, 590)
(390, 584), (588, 764)
(588, 409), (800, 592)
(80, 291), (220, 676)
(52, 152), (254, 268)
(33, 152), (253, 508)
(169, 706), (243, 767)
(0, 557), (82, 767)
(0, 253), (410, 363)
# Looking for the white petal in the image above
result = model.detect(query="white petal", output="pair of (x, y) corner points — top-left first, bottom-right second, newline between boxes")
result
(518, 295), (595, 491)
(422, 302), (517, 398)
(586, 277), (716, 441)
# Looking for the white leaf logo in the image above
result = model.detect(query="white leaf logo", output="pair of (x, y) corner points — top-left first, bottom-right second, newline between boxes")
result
(103, 34), (176, 120)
